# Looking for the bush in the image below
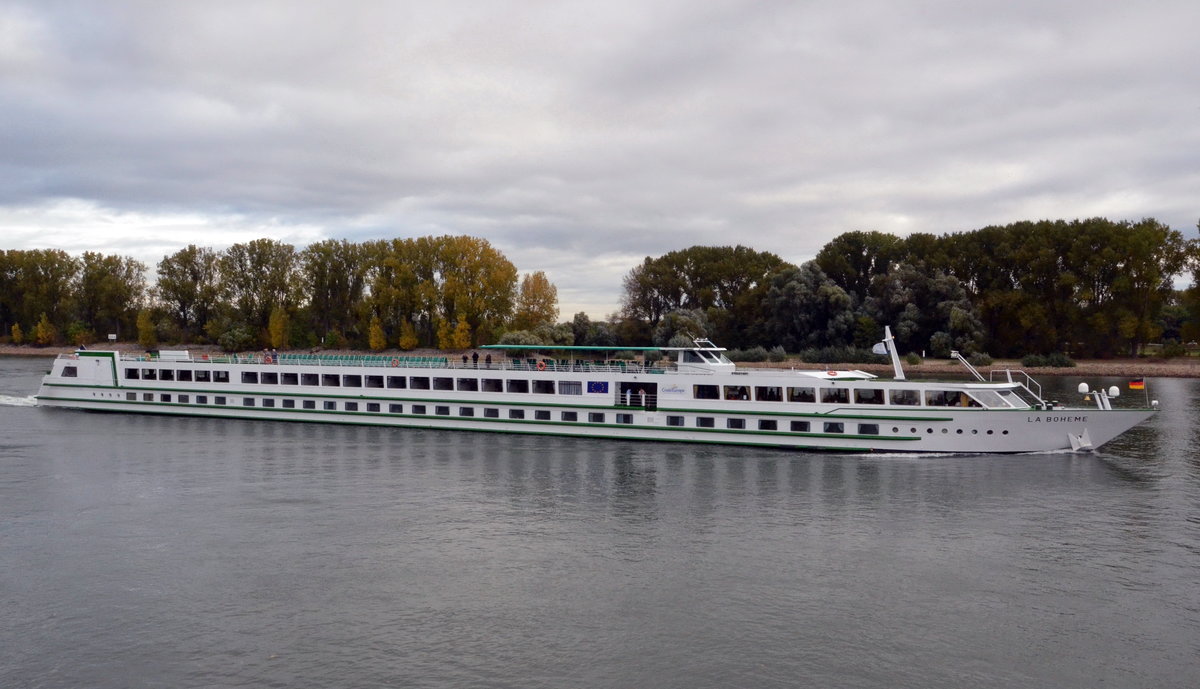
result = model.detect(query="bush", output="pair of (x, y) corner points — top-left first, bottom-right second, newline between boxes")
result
(218, 324), (256, 352)
(904, 352), (922, 366)
(1020, 352), (1075, 368)
(726, 346), (769, 362)
(798, 346), (886, 364)
(768, 346), (787, 362)
(1160, 340), (1187, 358)
(968, 352), (993, 367)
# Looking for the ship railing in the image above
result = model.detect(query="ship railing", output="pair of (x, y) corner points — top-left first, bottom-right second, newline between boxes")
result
(988, 369), (1044, 403)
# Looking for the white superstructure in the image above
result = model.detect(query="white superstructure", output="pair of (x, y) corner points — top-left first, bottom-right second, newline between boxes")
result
(34, 337), (1155, 453)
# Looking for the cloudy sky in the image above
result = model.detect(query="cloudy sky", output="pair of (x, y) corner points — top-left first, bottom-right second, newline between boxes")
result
(3, 0), (1198, 316)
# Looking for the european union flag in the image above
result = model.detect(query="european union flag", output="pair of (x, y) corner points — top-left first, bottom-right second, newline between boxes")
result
(587, 381), (609, 394)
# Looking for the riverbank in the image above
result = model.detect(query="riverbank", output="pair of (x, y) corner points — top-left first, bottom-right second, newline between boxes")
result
(4, 343), (1198, 378)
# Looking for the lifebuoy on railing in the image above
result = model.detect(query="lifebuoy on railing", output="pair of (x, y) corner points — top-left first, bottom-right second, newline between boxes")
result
(263, 355), (274, 364)
(536, 361), (546, 371)
(826, 371), (838, 376)
(391, 358), (400, 367)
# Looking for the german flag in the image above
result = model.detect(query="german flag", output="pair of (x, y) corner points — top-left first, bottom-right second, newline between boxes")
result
(1129, 378), (1145, 390)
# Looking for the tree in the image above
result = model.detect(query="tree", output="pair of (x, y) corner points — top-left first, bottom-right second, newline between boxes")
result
(763, 263), (856, 351)
(136, 309), (157, 349)
(397, 319), (418, 350)
(11, 323), (24, 344)
(75, 252), (146, 339)
(218, 239), (300, 341)
(34, 313), (58, 345)
(156, 245), (221, 342)
(814, 231), (903, 305)
(451, 320), (472, 349)
(512, 271), (559, 330)
(368, 315), (387, 351)
(301, 239), (369, 341)
(652, 309), (710, 347)
(863, 263), (982, 355)
(268, 306), (290, 349)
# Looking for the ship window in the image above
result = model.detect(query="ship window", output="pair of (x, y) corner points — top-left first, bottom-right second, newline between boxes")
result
(195, 370), (211, 382)
(696, 417), (715, 428)
(667, 415), (685, 427)
(535, 410), (551, 420)
(323, 401), (336, 410)
(694, 384), (720, 400)
(241, 372), (258, 384)
(160, 369), (175, 381)
(588, 412), (605, 423)
(561, 411), (578, 421)
(484, 408), (499, 418)
(970, 390), (1009, 408)
(389, 404), (403, 413)
(260, 371), (278, 384)
(858, 423), (879, 435)
(141, 368), (157, 380)
(758, 420), (777, 431)
(482, 378), (503, 392)
(367, 402), (380, 412)
(282, 399), (295, 408)
(321, 374), (340, 387)
(214, 371), (229, 383)
(616, 413), (633, 424)
(457, 378), (478, 391)
(126, 392), (137, 401)
(177, 370), (193, 382)
(509, 409), (525, 419)
(532, 380), (555, 394)
(386, 376), (406, 389)
(196, 395), (207, 404)
(279, 372), (297, 385)
(124, 368), (139, 379)
(410, 377), (430, 390)
(683, 351), (705, 363)
(925, 390), (979, 407)
(507, 380), (529, 393)
(243, 398), (255, 407)
(459, 407), (474, 417)
(342, 401), (356, 411)
(558, 380), (582, 395)
(342, 375), (362, 387)
(301, 373), (318, 386)
(854, 388), (884, 405)
(178, 395), (189, 403)
(791, 420), (810, 432)
(412, 405), (426, 415)
(142, 393), (154, 401)
(824, 422), (844, 433)
(62, 366), (78, 377)
(889, 389), (920, 406)
(787, 386), (815, 402)
(161, 394), (172, 402)
(755, 386), (783, 402)
(723, 385), (750, 400)
(262, 398), (275, 408)
(214, 396), (226, 405)
(821, 388), (849, 404)
(365, 375), (384, 388)
(433, 377), (453, 391)
(303, 400), (315, 410)
(727, 418), (745, 429)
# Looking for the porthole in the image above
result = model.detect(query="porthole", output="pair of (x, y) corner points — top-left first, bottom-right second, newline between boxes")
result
(1002, 430), (1009, 435)
(927, 428), (933, 434)
(910, 427), (917, 433)
(941, 428), (948, 434)
(971, 429), (978, 435)
(892, 426), (899, 433)
(986, 430), (994, 435)
(956, 429), (963, 434)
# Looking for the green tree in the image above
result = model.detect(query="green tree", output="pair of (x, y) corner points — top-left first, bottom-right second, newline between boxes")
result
(218, 239), (300, 342)
(136, 309), (157, 349)
(301, 239), (369, 342)
(814, 231), (903, 305)
(763, 263), (855, 351)
(156, 245), (221, 343)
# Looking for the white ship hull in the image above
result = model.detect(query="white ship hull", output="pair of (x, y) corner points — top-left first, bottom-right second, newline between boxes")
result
(35, 348), (1154, 454)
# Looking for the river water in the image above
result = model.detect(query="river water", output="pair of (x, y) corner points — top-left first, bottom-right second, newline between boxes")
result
(1, 356), (1197, 688)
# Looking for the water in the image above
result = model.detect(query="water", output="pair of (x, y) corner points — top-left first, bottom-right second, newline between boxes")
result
(2, 356), (1198, 688)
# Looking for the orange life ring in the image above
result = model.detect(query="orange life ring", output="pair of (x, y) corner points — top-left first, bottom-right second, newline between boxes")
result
(537, 361), (546, 371)
(263, 354), (274, 364)
(391, 358), (400, 367)
(826, 371), (839, 376)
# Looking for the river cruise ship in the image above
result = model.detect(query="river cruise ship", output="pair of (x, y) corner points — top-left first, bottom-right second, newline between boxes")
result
(34, 332), (1154, 453)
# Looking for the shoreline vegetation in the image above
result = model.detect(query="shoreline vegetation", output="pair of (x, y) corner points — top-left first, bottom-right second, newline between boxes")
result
(4, 343), (1198, 379)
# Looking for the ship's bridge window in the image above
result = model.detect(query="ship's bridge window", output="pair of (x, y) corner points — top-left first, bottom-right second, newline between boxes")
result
(558, 381), (582, 395)
(821, 388), (849, 404)
(787, 386), (815, 403)
(242, 372), (259, 384)
(481, 378), (503, 392)
(124, 368), (139, 380)
(457, 378), (478, 391)
(996, 390), (1029, 408)
(683, 351), (705, 363)
(969, 390), (1011, 408)
(177, 370), (193, 382)
(532, 380), (555, 394)
(854, 388), (884, 405)
(433, 377), (453, 390)
(62, 365), (78, 377)
(213, 371), (229, 383)
(410, 376), (430, 390)
(321, 374), (340, 387)
(890, 389), (920, 406)
(342, 375), (362, 387)
(507, 379), (529, 393)
(301, 373), (318, 386)
(160, 369), (175, 381)
(141, 368), (157, 380)
(195, 370), (211, 382)
(694, 384), (719, 400)
(755, 386), (783, 402)
(723, 385), (750, 400)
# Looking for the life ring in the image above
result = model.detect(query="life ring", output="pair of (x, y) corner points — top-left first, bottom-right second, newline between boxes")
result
(826, 371), (839, 377)
(390, 358), (400, 367)
(263, 354), (274, 364)
(537, 361), (546, 371)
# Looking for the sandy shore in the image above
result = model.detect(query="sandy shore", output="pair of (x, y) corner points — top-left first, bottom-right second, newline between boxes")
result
(4, 343), (1196, 378)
